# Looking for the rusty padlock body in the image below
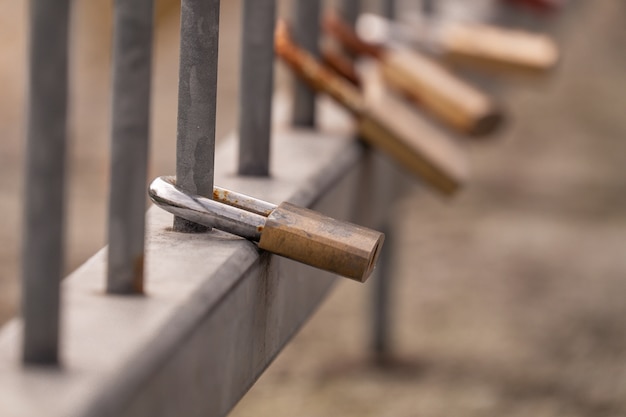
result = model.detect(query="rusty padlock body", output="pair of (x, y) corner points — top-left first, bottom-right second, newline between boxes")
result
(259, 203), (383, 282)
(323, 12), (504, 136)
(436, 23), (559, 75)
(149, 177), (384, 282)
(275, 21), (469, 196)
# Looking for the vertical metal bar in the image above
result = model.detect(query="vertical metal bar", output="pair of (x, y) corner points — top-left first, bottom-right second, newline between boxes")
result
(106, 0), (154, 294)
(372, 223), (394, 364)
(339, 0), (361, 28)
(292, 0), (321, 128)
(22, 0), (71, 365)
(422, 0), (437, 16)
(174, 0), (221, 232)
(382, 0), (396, 20)
(237, 0), (276, 176)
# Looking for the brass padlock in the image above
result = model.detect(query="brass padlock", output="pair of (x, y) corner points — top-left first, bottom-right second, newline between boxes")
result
(434, 22), (559, 75)
(149, 176), (384, 282)
(324, 12), (504, 136)
(275, 21), (469, 195)
(356, 13), (560, 75)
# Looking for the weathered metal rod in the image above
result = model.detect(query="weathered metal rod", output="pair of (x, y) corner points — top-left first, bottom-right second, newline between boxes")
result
(22, 0), (71, 365)
(238, 0), (276, 176)
(174, 0), (221, 232)
(382, 0), (396, 20)
(106, 0), (154, 295)
(340, 0), (361, 28)
(292, 0), (321, 127)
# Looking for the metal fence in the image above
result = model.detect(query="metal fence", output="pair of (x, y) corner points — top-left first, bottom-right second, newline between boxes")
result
(3, 0), (402, 416)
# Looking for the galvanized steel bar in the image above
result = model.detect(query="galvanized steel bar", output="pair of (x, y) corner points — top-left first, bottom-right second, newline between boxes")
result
(382, 0), (396, 20)
(422, 0), (437, 15)
(372, 224), (394, 362)
(238, 0), (276, 176)
(174, 0), (221, 232)
(291, 0), (321, 127)
(106, 0), (155, 295)
(340, 0), (361, 28)
(22, 0), (71, 365)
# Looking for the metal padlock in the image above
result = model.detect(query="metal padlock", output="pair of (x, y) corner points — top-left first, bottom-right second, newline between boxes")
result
(149, 176), (384, 282)
(357, 13), (559, 76)
(324, 12), (504, 136)
(275, 21), (469, 195)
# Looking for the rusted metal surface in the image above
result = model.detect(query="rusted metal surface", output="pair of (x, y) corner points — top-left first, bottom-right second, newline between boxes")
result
(259, 203), (384, 283)
(150, 177), (385, 282)
(436, 22), (560, 74)
(174, 0), (220, 232)
(106, 0), (154, 295)
(213, 187), (277, 217)
(276, 22), (364, 114)
(22, 0), (71, 365)
(276, 23), (469, 195)
(324, 12), (385, 59)
(325, 13), (504, 136)
(321, 47), (361, 86)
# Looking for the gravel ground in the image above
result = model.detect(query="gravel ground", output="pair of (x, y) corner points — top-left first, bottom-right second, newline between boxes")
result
(1, 1), (626, 416)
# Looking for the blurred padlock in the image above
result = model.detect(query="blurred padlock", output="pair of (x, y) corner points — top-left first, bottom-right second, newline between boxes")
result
(149, 176), (385, 282)
(356, 13), (559, 75)
(434, 22), (559, 74)
(276, 21), (469, 195)
(324, 12), (504, 136)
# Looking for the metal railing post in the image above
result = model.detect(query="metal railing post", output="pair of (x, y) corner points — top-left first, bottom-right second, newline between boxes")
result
(382, 0), (396, 20)
(106, 0), (155, 294)
(340, 0), (361, 28)
(238, 0), (276, 176)
(22, 0), (71, 365)
(174, 0), (221, 232)
(292, 0), (321, 128)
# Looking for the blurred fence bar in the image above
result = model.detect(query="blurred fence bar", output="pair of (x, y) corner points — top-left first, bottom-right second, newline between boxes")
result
(292, 0), (321, 127)
(238, 0), (276, 176)
(22, 0), (71, 365)
(382, 0), (396, 19)
(340, 0), (361, 27)
(422, 0), (437, 15)
(106, 0), (154, 294)
(372, 224), (394, 361)
(174, 0), (221, 232)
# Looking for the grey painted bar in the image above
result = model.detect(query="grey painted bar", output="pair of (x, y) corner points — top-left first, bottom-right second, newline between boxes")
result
(340, 0), (361, 27)
(238, 0), (276, 176)
(382, 0), (396, 20)
(292, 0), (321, 127)
(174, 0), (221, 232)
(106, 0), (154, 295)
(21, 0), (71, 365)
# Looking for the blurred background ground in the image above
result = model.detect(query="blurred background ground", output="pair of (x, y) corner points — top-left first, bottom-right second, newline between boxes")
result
(1, 1), (626, 416)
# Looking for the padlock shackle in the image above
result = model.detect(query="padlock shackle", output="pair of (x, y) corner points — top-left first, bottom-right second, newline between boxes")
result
(212, 187), (277, 217)
(149, 177), (266, 241)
